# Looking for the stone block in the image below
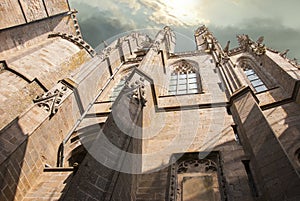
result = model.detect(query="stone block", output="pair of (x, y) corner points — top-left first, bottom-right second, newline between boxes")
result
(44, 0), (70, 16)
(2, 185), (14, 201)
(0, 0), (26, 29)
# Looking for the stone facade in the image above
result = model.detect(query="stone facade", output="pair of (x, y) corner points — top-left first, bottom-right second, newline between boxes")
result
(0, 1), (300, 201)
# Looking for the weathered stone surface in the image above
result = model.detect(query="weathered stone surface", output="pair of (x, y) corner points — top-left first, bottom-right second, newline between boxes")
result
(0, 0), (70, 30)
(231, 91), (300, 201)
(44, 0), (70, 16)
(0, 0), (26, 29)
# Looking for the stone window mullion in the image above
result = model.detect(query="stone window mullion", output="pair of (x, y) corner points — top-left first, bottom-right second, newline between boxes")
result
(168, 61), (201, 95)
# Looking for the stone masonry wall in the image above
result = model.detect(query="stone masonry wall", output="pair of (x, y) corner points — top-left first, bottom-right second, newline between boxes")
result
(264, 51), (300, 97)
(263, 102), (300, 174)
(0, 14), (77, 58)
(0, 47), (90, 132)
(231, 90), (300, 201)
(63, 86), (143, 201)
(0, 2), (153, 200)
(0, 35), (134, 200)
(0, 35), (145, 200)
(126, 30), (255, 200)
(0, 79), (97, 201)
(0, 0), (70, 29)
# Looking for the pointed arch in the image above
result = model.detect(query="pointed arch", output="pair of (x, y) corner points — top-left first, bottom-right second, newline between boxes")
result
(109, 76), (128, 101)
(109, 65), (138, 101)
(168, 59), (202, 95)
(241, 64), (267, 93)
(237, 55), (271, 93)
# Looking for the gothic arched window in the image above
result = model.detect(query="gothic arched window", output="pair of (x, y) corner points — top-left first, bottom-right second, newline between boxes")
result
(109, 76), (128, 101)
(168, 152), (225, 201)
(109, 66), (137, 101)
(237, 56), (275, 94)
(168, 61), (201, 95)
(242, 65), (267, 93)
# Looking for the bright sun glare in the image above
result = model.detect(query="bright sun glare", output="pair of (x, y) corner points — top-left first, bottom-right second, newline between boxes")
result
(164, 0), (208, 26)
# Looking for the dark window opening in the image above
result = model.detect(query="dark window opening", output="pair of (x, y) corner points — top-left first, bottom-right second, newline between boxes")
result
(231, 125), (241, 145)
(295, 148), (300, 167)
(242, 160), (259, 197)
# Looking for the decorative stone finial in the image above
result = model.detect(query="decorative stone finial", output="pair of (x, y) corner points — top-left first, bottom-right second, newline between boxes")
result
(279, 49), (290, 58)
(195, 25), (207, 36)
(256, 36), (264, 45)
(103, 40), (108, 48)
(127, 77), (147, 107)
(237, 34), (251, 50)
(223, 41), (230, 55)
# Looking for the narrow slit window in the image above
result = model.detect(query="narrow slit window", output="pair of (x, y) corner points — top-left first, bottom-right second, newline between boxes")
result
(242, 160), (259, 197)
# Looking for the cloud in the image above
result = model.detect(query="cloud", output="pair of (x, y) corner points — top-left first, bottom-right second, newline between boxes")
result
(139, 0), (209, 27)
(70, 0), (300, 30)
(119, 0), (141, 13)
(71, 2), (137, 47)
(199, 0), (300, 29)
(209, 18), (300, 60)
(69, 0), (300, 60)
(71, 0), (120, 15)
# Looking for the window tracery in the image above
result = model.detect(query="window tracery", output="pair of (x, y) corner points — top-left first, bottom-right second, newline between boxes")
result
(168, 60), (201, 95)
(168, 152), (226, 201)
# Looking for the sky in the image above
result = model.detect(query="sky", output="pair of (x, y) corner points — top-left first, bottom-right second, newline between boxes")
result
(69, 0), (300, 60)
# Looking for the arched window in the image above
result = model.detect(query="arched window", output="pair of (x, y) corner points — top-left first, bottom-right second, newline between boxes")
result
(295, 148), (300, 167)
(237, 56), (274, 94)
(168, 61), (201, 95)
(109, 66), (136, 101)
(168, 152), (225, 201)
(109, 76), (127, 101)
(242, 65), (267, 93)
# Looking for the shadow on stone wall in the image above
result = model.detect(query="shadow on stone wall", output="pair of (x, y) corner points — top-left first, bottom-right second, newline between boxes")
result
(232, 93), (300, 201)
(0, 15), (72, 54)
(264, 102), (300, 174)
(0, 118), (28, 201)
(59, 87), (144, 200)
